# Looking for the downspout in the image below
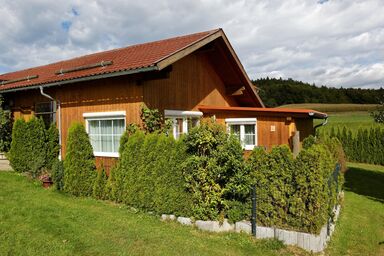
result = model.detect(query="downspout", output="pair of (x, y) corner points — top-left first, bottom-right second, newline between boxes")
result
(39, 86), (62, 160)
(314, 116), (328, 136)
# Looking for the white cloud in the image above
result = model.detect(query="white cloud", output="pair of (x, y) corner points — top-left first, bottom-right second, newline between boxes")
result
(0, 0), (383, 88)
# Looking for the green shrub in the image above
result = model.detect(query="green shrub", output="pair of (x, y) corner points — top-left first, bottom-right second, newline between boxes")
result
(226, 200), (250, 223)
(183, 155), (224, 220)
(140, 106), (163, 133)
(291, 144), (335, 233)
(113, 131), (192, 216)
(248, 145), (295, 228)
(9, 117), (47, 177)
(51, 159), (64, 190)
(93, 167), (108, 200)
(182, 121), (248, 221)
(9, 119), (28, 173)
(104, 165), (117, 201)
(326, 126), (383, 166)
(45, 123), (60, 170)
(64, 122), (96, 196)
(302, 135), (316, 149)
(184, 120), (226, 156)
(0, 96), (12, 152)
(26, 117), (48, 177)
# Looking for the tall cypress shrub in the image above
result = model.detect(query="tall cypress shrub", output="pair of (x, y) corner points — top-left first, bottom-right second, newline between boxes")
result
(9, 119), (28, 173)
(64, 122), (96, 196)
(27, 117), (48, 177)
(45, 123), (60, 170)
(0, 96), (12, 153)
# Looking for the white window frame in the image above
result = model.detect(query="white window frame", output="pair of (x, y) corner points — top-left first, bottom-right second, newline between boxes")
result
(164, 110), (203, 139)
(83, 111), (126, 157)
(225, 118), (257, 150)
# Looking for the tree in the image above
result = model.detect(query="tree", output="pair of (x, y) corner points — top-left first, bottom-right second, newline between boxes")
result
(0, 96), (12, 152)
(64, 122), (96, 196)
(371, 102), (384, 124)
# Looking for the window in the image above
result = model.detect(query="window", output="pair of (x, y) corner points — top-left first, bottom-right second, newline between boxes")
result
(35, 101), (56, 127)
(225, 118), (257, 150)
(164, 110), (203, 139)
(83, 111), (126, 157)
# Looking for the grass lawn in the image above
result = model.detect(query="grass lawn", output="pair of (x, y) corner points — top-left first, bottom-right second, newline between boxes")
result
(1, 163), (383, 255)
(326, 162), (384, 256)
(0, 171), (302, 256)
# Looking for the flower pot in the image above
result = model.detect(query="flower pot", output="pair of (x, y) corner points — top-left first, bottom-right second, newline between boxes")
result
(42, 180), (53, 188)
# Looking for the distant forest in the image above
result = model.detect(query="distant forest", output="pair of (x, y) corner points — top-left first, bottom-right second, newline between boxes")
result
(253, 78), (384, 107)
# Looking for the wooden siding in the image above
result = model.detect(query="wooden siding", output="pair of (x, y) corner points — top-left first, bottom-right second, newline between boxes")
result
(143, 52), (238, 111)
(212, 112), (314, 151)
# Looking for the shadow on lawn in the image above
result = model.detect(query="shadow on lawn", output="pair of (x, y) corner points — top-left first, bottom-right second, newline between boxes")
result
(344, 165), (384, 203)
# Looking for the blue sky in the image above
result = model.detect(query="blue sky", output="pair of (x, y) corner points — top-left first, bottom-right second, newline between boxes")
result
(0, 0), (383, 88)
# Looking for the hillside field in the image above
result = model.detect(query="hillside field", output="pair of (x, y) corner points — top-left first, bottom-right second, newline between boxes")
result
(279, 103), (382, 133)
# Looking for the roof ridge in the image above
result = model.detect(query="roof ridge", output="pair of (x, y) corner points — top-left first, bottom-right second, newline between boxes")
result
(0, 28), (220, 77)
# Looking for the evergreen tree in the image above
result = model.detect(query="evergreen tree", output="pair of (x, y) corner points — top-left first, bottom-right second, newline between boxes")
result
(64, 122), (96, 196)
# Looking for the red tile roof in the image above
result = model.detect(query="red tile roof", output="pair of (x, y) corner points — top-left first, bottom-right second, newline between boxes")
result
(198, 106), (328, 119)
(0, 29), (219, 92)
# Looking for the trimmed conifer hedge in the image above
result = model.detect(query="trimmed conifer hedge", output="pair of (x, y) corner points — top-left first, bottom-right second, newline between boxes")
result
(247, 142), (342, 234)
(112, 131), (193, 216)
(326, 127), (384, 165)
(64, 122), (96, 196)
(9, 117), (59, 177)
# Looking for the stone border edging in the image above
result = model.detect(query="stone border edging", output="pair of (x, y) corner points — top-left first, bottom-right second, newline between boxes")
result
(161, 204), (341, 253)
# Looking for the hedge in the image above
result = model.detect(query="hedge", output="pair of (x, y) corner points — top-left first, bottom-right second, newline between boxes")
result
(9, 117), (59, 178)
(325, 127), (384, 165)
(247, 141), (342, 234)
(64, 122), (96, 196)
(112, 131), (193, 216)
(0, 96), (12, 152)
(51, 159), (64, 191)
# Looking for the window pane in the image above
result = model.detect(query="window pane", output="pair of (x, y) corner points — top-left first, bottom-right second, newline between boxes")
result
(101, 135), (113, 152)
(230, 125), (241, 141)
(89, 135), (100, 152)
(100, 120), (112, 134)
(89, 120), (99, 134)
(113, 119), (125, 135)
(175, 118), (183, 139)
(244, 125), (255, 145)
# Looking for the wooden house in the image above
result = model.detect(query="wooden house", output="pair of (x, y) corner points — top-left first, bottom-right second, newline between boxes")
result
(0, 28), (327, 168)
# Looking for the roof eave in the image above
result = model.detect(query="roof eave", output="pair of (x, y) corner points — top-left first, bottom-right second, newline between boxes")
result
(0, 66), (158, 93)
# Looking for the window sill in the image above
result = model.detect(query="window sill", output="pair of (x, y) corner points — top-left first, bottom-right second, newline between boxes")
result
(94, 152), (119, 158)
(244, 145), (256, 151)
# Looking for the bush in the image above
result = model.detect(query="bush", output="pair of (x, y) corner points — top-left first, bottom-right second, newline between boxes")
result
(104, 165), (117, 201)
(113, 131), (192, 216)
(93, 166), (108, 200)
(246, 142), (342, 234)
(326, 126), (383, 166)
(248, 145), (295, 228)
(64, 122), (96, 196)
(140, 106), (163, 133)
(9, 117), (47, 177)
(370, 102), (384, 123)
(182, 121), (248, 221)
(0, 96), (12, 152)
(51, 159), (64, 190)
(26, 117), (48, 177)
(291, 144), (335, 233)
(45, 123), (60, 170)
(9, 119), (28, 173)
